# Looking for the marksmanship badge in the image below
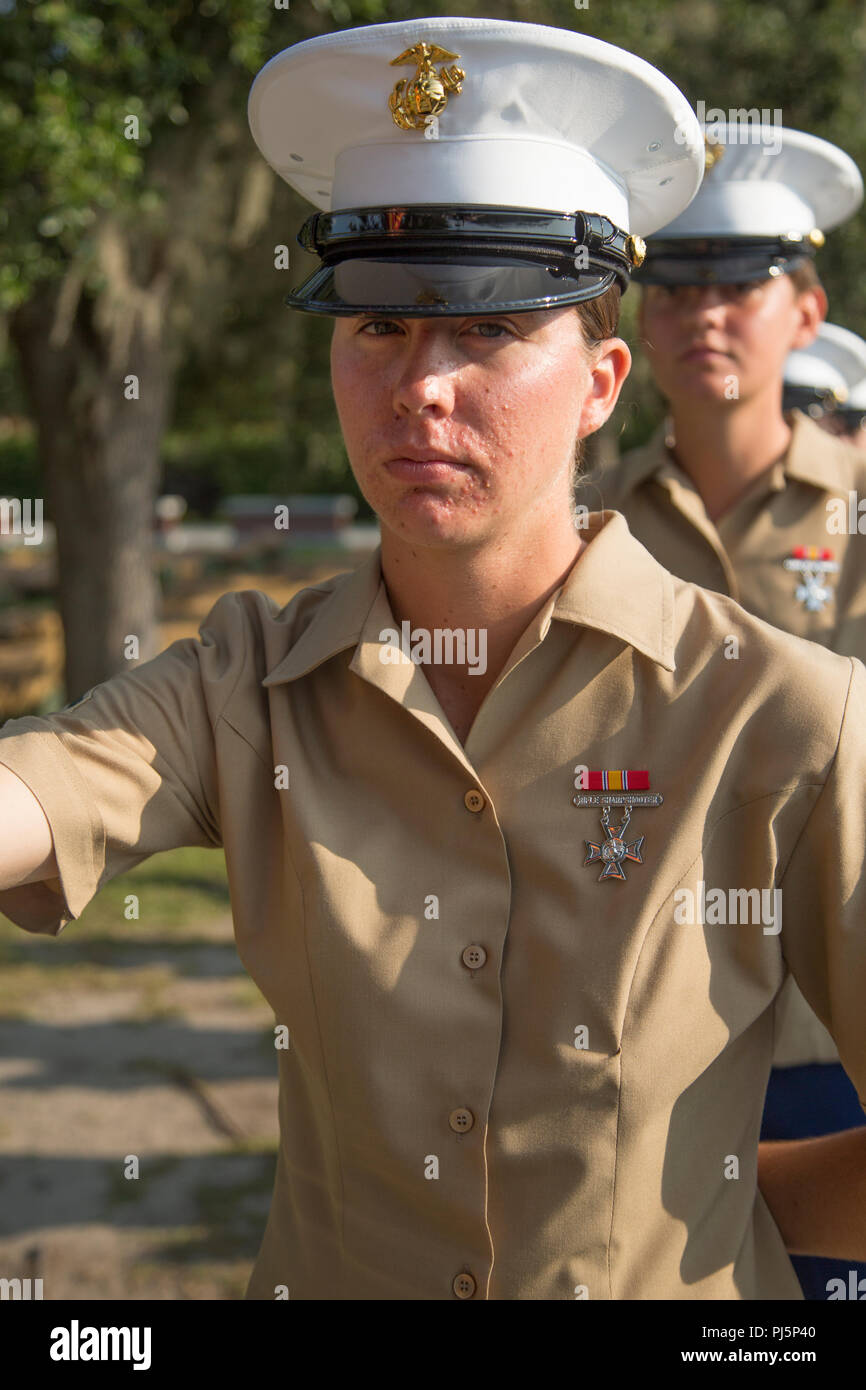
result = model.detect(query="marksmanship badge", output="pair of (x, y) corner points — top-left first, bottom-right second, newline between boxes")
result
(574, 770), (663, 882)
(388, 42), (465, 130)
(782, 545), (839, 613)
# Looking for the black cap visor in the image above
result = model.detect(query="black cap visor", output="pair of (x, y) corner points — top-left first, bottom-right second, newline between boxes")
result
(782, 384), (843, 418)
(836, 405), (866, 430)
(285, 205), (637, 316)
(635, 236), (814, 287)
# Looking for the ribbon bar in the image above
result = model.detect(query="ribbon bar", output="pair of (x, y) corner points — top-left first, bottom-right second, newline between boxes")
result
(583, 770), (650, 791)
(791, 545), (834, 561)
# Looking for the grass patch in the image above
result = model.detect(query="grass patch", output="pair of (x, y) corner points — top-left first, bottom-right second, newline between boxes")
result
(72, 847), (231, 939)
(0, 846), (231, 956)
(0, 961), (178, 1018)
(104, 1155), (186, 1210)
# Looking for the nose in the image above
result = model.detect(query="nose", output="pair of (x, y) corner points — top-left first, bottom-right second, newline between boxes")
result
(684, 285), (729, 316)
(391, 327), (457, 418)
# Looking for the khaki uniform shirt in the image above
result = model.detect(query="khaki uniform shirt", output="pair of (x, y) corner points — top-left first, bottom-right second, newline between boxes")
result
(583, 412), (866, 1066)
(1, 510), (865, 1300)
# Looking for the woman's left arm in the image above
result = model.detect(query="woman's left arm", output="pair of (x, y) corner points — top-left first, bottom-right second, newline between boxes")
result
(758, 1126), (866, 1258)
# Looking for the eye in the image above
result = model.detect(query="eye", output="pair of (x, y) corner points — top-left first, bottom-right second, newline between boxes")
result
(733, 279), (768, 298)
(467, 320), (513, 338)
(358, 318), (400, 335)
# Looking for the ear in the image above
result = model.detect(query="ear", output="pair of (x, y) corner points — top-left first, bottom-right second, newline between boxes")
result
(788, 284), (828, 351)
(576, 338), (632, 438)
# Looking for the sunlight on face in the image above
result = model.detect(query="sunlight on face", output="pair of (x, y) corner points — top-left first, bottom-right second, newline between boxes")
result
(329, 308), (595, 550)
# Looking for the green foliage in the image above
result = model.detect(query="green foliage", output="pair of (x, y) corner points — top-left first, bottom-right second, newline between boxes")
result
(1, 0), (865, 473)
(0, 1), (276, 308)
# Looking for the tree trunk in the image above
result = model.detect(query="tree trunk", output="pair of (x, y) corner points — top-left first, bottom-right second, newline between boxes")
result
(9, 239), (175, 702)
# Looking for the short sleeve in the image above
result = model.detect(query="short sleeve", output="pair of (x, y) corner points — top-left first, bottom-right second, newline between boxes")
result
(0, 591), (252, 936)
(779, 655), (866, 1114)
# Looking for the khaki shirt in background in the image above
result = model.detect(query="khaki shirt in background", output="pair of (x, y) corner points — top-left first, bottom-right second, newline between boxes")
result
(581, 411), (866, 1068)
(1, 511), (865, 1300)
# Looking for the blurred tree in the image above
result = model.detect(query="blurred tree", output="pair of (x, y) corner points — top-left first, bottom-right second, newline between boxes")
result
(0, 0), (398, 697)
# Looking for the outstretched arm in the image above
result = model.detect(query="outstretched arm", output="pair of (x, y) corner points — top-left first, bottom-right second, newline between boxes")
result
(0, 762), (65, 931)
(0, 761), (58, 887)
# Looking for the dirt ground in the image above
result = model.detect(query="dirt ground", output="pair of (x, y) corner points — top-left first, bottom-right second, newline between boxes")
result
(0, 909), (281, 1300)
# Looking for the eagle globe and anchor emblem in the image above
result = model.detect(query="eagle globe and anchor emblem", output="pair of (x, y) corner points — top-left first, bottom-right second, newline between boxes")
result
(388, 42), (466, 130)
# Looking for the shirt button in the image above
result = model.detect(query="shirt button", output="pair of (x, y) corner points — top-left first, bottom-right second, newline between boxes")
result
(461, 944), (487, 970)
(464, 789), (485, 813)
(449, 1107), (474, 1133)
(453, 1271), (477, 1299)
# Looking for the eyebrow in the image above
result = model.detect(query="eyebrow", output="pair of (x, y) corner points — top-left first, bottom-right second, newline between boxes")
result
(347, 311), (549, 328)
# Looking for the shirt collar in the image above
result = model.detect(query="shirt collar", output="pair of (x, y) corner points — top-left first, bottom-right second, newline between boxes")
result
(550, 510), (675, 670)
(782, 408), (864, 490)
(633, 409), (859, 497)
(261, 510), (675, 687)
(261, 546), (383, 686)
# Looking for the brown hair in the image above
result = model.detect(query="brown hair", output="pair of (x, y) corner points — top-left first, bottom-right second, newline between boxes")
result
(576, 282), (623, 346)
(787, 259), (824, 294)
(569, 284), (623, 504)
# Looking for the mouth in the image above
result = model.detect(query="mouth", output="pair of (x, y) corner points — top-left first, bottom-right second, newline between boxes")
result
(679, 345), (732, 364)
(383, 453), (475, 482)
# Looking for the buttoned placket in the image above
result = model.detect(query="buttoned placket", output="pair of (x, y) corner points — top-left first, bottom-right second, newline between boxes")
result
(650, 467), (741, 599)
(257, 521), (674, 1299)
(345, 580), (561, 1299)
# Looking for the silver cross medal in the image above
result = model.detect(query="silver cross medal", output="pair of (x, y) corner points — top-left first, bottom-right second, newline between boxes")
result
(584, 802), (645, 881)
(574, 776), (664, 882)
(782, 551), (838, 614)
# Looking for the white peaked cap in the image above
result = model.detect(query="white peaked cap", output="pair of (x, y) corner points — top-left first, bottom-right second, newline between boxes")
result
(657, 124), (863, 238)
(247, 17), (704, 237)
(785, 323), (866, 404)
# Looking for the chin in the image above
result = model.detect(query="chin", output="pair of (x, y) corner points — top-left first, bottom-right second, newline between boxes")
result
(382, 503), (488, 548)
(668, 375), (737, 405)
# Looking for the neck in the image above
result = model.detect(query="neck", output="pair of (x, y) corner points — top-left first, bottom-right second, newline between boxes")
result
(666, 382), (791, 521)
(379, 512), (584, 696)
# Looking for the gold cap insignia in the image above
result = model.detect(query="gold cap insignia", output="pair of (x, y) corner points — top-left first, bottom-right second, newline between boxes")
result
(414, 288), (449, 306)
(703, 132), (724, 172)
(388, 41), (465, 131)
(807, 227), (825, 248)
(626, 234), (646, 268)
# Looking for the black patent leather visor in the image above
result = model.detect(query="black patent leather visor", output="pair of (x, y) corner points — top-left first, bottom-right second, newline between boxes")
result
(635, 236), (814, 287)
(782, 384), (843, 417)
(285, 205), (641, 316)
